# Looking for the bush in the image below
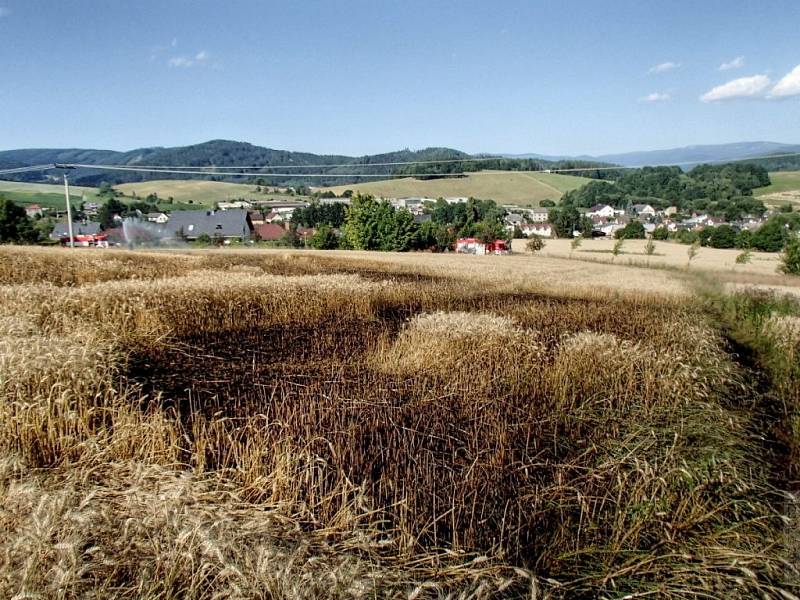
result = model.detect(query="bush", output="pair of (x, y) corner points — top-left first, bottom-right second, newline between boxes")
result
(308, 224), (339, 250)
(780, 237), (800, 274)
(735, 229), (753, 249)
(614, 221), (645, 240)
(526, 235), (546, 253)
(708, 224), (737, 249)
(753, 220), (789, 252)
(652, 226), (669, 240)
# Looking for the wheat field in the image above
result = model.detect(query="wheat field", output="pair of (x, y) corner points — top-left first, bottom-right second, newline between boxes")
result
(0, 246), (798, 599)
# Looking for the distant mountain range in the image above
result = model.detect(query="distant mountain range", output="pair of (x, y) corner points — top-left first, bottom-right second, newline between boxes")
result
(507, 141), (800, 168)
(1, 139), (798, 187)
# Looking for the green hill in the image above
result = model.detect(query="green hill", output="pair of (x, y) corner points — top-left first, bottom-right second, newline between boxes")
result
(320, 170), (589, 206)
(755, 171), (800, 207)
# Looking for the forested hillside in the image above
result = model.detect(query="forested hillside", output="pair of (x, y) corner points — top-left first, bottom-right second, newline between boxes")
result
(561, 164), (771, 219)
(0, 141), (476, 187)
(0, 140), (605, 188)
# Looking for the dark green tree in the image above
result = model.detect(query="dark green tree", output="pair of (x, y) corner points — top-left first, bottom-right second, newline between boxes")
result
(97, 198), (127, 229)
(735, 229), (753, 249)
(548, 206), (580, 238)
(752, 220), (789, 252)
(708, 224), (737, 249)
(308, 224), (339, 249)
(614, 221), (646, 240)
(652, 226), (669, 240)
(0, 197), (38, 243)
(780, 237), (800, 274)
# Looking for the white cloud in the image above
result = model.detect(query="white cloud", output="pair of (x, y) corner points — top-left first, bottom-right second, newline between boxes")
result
(700, 74), (771, 102)
(168, 56), (193, 68)
(649, 61), (680, 74)
(770, 64), (800, 98)
(719, 56), (745, 71)
(0, 7), (11, 17)
(167, 50), (210, 68)
(639, 92), (671, 103)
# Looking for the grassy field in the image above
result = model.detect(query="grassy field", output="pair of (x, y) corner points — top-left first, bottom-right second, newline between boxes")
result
(321, 170), (591, 205)
(0, 180), (102, 209)
(757, 171), (800, 196)
(756, 171), (800, 207)
(0, 246), (798, 598)
(114, 179), (297, 205)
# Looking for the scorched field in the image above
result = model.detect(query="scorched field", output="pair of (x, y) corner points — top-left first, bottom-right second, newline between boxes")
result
(0, 246), (798, 599)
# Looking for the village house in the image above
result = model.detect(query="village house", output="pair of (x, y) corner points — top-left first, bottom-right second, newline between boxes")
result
(50, 221), (103, 242)
(247, 210), (265, 225)
(217, 200), (253, 210)
(661, 206), (679, 217)
(631, 204), (657, 218)
(586, 204), (616, 219)
(504, 213), (525, 229)
(254, 222), (315, 243)
(254, 223), (287, 241)
(520, 223), (553, 238)
(265, 210), (287, 223)
(529, 208), (550, 223)
(166, 209), (254, 242)
(145, 212), (169, 224)
(24, 204), (44, 218)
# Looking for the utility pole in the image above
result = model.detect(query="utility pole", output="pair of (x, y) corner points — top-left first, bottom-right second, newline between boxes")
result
(63, 173), (75, 248)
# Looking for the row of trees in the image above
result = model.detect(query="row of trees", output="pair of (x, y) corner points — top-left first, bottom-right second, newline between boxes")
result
(663, 214), (800, 252)
(293, 195), (509, 252)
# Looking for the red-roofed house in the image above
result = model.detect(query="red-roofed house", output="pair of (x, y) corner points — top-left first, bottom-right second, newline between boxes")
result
(254, 223), (287, 241)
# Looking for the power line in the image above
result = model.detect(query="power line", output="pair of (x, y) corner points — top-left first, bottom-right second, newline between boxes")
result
(111, 156), (509, 170)
(61, 150), (800, 173)
(1, 149), (799, 182)
(0, 164), (56, 175)
(58, 150), (800, 177)
(60, 164), (463, 178)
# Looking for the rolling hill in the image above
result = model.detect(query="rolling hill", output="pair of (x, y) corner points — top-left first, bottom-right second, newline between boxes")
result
(321, 171), (589, 205)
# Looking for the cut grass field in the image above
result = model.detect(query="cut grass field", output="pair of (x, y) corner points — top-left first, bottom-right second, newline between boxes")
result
(1, 246), (799, 598)
(321, 170), (592, 205)
(114, 179), (307, 205)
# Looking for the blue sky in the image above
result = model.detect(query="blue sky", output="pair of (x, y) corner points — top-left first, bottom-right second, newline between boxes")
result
(1, 0), (799, 156)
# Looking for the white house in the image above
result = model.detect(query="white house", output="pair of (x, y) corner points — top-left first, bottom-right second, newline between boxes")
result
(218, 200), (253, 210)
(521, 223), (553, 238)
(145, 212), (169, 224)
(529, 208), (550, 223)
(631, 204), (656, 218)
(587, 204), (616, 219)
(599, 222), (625, 237)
